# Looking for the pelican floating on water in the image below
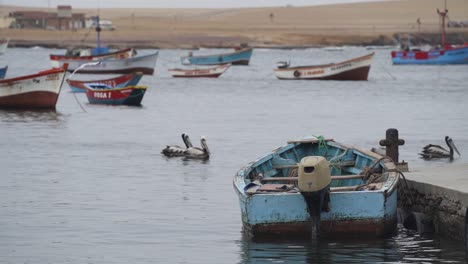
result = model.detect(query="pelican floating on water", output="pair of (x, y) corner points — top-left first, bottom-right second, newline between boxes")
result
(183, 136), (210, 160)
(161, 133), (192, 157)
(420, 136), (461, 160)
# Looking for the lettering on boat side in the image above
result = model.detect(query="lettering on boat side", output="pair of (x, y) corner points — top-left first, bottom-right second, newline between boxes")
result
(93, 92), (111, 99)
(46, 74), (59, 81)
(331, 63), (351, 71)
(99, 80), (117, 87)
(304, 69), (325, 76)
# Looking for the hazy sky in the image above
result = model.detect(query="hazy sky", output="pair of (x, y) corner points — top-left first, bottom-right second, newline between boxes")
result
(1, 0), (377, 8)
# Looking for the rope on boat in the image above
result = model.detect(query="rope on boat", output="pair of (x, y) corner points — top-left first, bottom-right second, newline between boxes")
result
(313, 135), (328, 156)
(329, 148), (348, 174)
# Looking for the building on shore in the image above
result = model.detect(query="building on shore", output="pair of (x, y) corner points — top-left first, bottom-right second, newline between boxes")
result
(8, 5), (86, 30)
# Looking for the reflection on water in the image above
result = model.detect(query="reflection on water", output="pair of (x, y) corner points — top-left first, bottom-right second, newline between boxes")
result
(0, 109), (64, 123)
(1, 47), (467, 264)
(241, 227), (466, 263)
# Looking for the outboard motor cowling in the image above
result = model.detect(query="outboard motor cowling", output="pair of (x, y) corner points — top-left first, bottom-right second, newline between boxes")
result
(298, 156), (331, 240)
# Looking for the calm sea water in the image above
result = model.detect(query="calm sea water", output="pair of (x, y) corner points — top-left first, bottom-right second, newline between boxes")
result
(1, 47), (467, 263)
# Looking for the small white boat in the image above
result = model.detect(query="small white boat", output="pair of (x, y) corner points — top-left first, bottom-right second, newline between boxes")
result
(274, 53), (374, 81)
(168, 64), (230, 78)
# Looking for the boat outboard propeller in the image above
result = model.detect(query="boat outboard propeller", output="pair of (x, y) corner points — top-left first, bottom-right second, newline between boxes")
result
(298, 156), (331, 240)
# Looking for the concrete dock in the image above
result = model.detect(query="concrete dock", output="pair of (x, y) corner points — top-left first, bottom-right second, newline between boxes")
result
(399, 163), (468, 252)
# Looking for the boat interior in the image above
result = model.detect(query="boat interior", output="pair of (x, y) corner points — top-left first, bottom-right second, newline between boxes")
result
(243, 139), (388, 194)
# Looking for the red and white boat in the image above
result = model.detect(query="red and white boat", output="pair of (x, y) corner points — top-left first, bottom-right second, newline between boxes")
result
(274, 53), (374, 81)
(66, 72), (143, 93)
(168, 63), (230, 78)
(0, 64), (68, 109)
(50, 48), (135, 67)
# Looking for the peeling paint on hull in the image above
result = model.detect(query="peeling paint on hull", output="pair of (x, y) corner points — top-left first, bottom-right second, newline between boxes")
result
(245, 217), (397, 238)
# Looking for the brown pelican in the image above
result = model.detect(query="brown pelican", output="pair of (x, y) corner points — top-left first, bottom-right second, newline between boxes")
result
(161, 133), (193, 157)
(183, 136), (210, 160)
(420, 136), (461, 160)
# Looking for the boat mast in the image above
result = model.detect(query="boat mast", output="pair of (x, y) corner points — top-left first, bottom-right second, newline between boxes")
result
(96, 0), (102, 52)
(437, 0), (448, 47)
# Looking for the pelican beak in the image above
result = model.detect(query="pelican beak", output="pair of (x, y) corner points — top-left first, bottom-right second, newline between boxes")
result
(450, 139), (461, 156)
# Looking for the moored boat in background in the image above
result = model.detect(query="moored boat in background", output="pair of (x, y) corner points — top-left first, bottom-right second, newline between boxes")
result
(0, 64), (68, 109)
(391, 7), (468, 65)
(0, 66), (7, 79)
(63, 52), (158, 75)
(50, 48), (136, 67)
(66, 72), (143, 93)
(181, 47), (253, 66)
(85, 84), (147, 106)
(233, 136), (399, 238)
(168, 63), (230, 78)
(274, 52), (374, 81)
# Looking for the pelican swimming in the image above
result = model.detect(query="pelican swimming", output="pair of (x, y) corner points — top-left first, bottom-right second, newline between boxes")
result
(183, 136), (210, 160)
(161, 133), (193, 157)
(420, 136), (461, 160)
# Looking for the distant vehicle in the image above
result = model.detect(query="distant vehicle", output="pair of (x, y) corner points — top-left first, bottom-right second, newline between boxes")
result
(98, 20), (116, 31)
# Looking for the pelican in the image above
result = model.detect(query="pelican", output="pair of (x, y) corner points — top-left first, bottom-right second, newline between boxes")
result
(183, 136), (210, 160)
(420, 136), (461, 160)
(161, 133), (192, 157)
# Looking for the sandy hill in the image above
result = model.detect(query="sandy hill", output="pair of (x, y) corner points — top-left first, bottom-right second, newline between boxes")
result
(1, 0), (467, 48)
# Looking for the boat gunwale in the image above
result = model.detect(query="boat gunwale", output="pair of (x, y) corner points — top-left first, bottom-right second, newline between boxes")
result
(0, 65), (68, 84)
(233, 138), (398, 196)
(50, 48), (133, 61)
(274, 52), (374, 71)
(85, 85), (147, 92)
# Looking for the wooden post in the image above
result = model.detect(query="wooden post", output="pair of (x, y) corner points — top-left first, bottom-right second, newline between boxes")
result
(379, 128), (405, 163)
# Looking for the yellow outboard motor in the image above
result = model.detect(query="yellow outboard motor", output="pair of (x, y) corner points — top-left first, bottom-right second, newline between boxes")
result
(298, 156), (331, 240)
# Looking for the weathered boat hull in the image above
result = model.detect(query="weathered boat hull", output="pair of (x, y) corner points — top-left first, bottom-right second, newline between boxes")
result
(168, 64), (230, 78)
(59, 52), (158, 75)
(274, 53), (374, 81)
(0, 65), (68, 109)
(391, 46), (468, 65)
(50, 48), (135, 67)
(182, 48), (253, 66)
(233, 138), (399, 238)
(66, 72), (143, 93)
(236, 186), (397, 238)
(85, 86), (147, 106)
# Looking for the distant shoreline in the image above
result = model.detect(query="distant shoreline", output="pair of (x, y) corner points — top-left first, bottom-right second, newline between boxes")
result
(5, 32), (468, 50)
(2, 0), (468, 49)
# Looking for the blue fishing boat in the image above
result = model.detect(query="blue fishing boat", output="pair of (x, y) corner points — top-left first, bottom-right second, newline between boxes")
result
(0, 66), (7, 79)
(233, 136), (399, 239)
(391, 7), (468, 65)
(181, 47), (253, 66)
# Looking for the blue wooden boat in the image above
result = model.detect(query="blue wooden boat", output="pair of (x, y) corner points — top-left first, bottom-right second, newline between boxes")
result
(181, 48), (253, 66)
(0, 65), (7, 79)
(233, 137), (399, 239)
